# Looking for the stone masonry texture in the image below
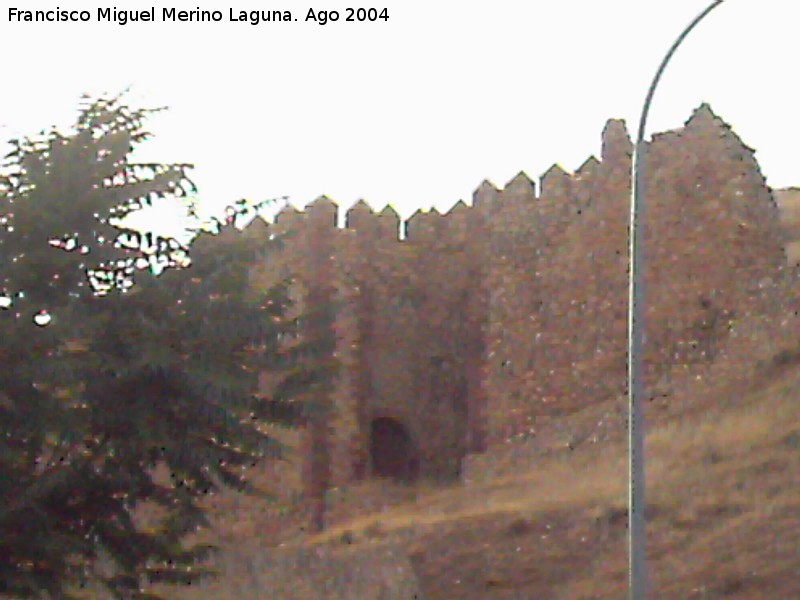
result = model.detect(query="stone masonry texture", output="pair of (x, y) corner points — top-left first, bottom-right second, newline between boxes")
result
(247, 104), (795, 508)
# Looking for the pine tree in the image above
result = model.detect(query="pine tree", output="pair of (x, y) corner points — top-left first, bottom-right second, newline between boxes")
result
(0, 94), (327, 598)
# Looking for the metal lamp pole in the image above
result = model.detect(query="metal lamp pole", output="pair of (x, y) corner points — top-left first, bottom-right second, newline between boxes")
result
(627, 2), (725, 598)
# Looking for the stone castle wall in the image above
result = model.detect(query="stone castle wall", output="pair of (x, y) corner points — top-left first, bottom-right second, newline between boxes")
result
(247, 104), (793, 514)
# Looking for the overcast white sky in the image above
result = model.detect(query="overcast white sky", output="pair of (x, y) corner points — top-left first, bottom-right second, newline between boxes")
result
(1, 0), (798, 237)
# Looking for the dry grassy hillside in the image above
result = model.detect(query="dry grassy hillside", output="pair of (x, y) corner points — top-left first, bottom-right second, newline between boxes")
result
(72, 182), (800, 599)
(129, 338), (800, 600)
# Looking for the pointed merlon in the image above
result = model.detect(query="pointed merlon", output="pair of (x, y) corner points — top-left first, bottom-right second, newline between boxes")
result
(576, 155), (600, 176)
(505, 171), (534, 189)
(306, 195), (338, 228)
(242, 214), (270, 239)
(274, 203), (302, 226)
(306, 194), (338, 212)
(379, 204), (400, 222)
(473, 179), (499, 209)
(540, 164), (571, 196)
(444, 199), (470, 236)
(378, 204), (401, 239)
(351, 198), (372, 211)
(344, 198), (373, 229)
(404, 208), (424, 240)
(446, 199), (469, 216)
(306, 194), (338, 211)
(503, 171), (536, 202)
(539, 164), (571, 196)
(542, 163), (569, 177)
(405, 208), (442, 241)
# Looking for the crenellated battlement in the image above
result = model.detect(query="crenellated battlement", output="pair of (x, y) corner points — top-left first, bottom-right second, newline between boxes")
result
(252, 106), (793, 518)
(264, 117), (634, 255)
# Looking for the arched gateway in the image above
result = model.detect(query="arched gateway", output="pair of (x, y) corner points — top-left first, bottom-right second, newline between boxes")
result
(369, 417), (419, 482)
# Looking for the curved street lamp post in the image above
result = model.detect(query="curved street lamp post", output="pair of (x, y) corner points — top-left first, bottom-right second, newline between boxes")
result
(627, 2), (725, 598)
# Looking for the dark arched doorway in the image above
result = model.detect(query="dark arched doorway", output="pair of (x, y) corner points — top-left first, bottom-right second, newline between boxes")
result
(369, 417), (419, 482)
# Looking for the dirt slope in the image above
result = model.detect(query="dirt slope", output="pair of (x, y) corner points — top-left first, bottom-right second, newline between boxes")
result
(144, 353), (799, 600)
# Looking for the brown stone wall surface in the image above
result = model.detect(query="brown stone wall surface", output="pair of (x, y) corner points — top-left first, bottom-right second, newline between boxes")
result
(247, 103), (796, 508)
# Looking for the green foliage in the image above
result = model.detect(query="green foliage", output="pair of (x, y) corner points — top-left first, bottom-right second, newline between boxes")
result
(0, 94), (332, 598)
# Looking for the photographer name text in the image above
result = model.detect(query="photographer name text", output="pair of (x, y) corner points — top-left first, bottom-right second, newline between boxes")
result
(7, 7), (389, 26)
